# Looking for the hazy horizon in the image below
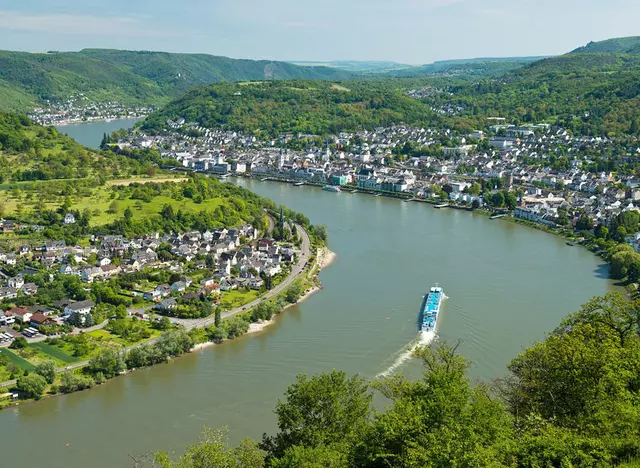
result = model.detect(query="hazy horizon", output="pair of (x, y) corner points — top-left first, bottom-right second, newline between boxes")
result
(1, 1), (639, 63)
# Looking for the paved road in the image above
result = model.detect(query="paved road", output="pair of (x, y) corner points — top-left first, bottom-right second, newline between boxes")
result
(0, 225), (313, 389)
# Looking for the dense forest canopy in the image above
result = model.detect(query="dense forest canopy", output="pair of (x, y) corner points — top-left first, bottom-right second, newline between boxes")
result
(141, 80), (442, 137)
(429, 52), (640, 136)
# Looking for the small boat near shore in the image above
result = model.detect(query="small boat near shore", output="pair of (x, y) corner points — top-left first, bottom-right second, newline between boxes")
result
(294, 181), (305, 186)
(566, 241), (575, 246)
(322, 185), (342, 193)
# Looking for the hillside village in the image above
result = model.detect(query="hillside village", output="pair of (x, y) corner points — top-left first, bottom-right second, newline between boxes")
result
(113, 120), (640, 245)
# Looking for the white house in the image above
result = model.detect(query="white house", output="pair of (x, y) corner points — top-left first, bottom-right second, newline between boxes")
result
(7, 276), (24, 289)
(64, 213), (76, 224)
(63, 300), (95, 318)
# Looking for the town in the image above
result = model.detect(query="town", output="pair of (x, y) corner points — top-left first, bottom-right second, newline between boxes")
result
(111, 118), (640, 244)
(28, 95), (155, 126)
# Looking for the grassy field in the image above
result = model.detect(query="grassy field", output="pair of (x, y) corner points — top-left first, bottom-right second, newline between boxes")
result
(0, 182), (226, 227)
(0, 348), (36, 371)
(219, 289), (260, 309)
(30, 342), (79, 364)
(87, 323), (161, 346)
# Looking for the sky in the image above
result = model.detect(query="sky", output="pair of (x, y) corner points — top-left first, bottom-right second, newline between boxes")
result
(1, 0), (639, 64)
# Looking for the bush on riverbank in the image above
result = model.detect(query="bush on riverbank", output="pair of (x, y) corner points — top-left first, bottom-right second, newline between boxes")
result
(157, 292), (640, 467)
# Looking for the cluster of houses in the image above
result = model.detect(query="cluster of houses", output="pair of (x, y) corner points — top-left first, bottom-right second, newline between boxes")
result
(0, 222), (297, 336)
(0, 300), (96, 330)
(112, 120), (640, 232)
(29, 96), (154, 126)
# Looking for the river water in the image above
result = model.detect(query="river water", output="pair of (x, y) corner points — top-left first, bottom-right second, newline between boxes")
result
(0, 125), (617, 467)
(55, 118), (141, 148)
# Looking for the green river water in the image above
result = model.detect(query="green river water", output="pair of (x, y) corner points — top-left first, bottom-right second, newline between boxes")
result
(0, 174), (617, 467)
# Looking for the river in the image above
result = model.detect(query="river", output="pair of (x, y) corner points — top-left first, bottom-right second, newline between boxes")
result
(0, 127), (617, 467)
(55, 118), (141, 149)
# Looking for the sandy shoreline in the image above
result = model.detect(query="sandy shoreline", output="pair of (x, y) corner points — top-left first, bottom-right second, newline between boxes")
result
(317, 246), (337, 270)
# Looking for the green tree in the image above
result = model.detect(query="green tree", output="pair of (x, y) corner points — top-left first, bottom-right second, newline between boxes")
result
(9, 336), (27, 349)
(272, 445), (348, 468)
(490, 191), (505, 207)
(283, 282), (303, 304)
(156, 316), (173, 331)
(35, 360), (56, 384)
(225, 317), (250, 339)
(60, 372), (95, 393)
(504, 191), (517, 210)
(504, 295), (640, 436)
(359, 344), (512, 467)
(123, 206), (133, 222)
(107, 200), (119, 214)
(261, 370), (371, 460)
(467, 181), (481, 196)
(610, 249), (637, 279)
(214, 308), (221, 328)
(154, 428), (265, 468)
(575, 214), (593, 231)
(17, 373), (48, 399)
(87, 348), (125, 379)
(595, 224), (609, 239)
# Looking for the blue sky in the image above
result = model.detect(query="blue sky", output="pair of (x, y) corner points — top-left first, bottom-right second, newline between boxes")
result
(1, 0), (639, 64)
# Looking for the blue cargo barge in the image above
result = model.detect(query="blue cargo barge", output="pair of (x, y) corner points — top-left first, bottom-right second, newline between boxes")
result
(421, 285), (444, 332)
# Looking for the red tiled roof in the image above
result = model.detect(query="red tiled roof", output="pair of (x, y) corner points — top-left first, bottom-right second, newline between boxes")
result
(7, 307), (29, 316)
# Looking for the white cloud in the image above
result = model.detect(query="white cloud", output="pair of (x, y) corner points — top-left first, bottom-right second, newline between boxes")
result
(0, 10), (168, 37)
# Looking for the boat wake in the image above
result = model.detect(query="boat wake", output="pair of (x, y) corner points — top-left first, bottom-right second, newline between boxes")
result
(377, 330), (437, 378)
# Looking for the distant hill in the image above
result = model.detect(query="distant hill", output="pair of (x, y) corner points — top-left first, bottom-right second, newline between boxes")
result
(141, 80), (440, 137)
(0, 49), (353, 112)
(290, 60), (413, 74)
(571, 36), (640, 54)
(389, 56), (548, 79)
(429, 49), (640, 135)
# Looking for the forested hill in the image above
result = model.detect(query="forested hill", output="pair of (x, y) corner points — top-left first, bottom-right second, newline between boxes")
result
(0, 49), (353, 112)
(571, 36), (640, 54)
(141, 80), (440, 137)
(0, 112), (154, 183)
(390, 56), (546, 78)
(414, 48), (640, 136)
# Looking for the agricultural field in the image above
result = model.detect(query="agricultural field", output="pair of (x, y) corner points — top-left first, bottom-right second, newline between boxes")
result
(30, 342), (79, 364)
(0, 348), (35, 370)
